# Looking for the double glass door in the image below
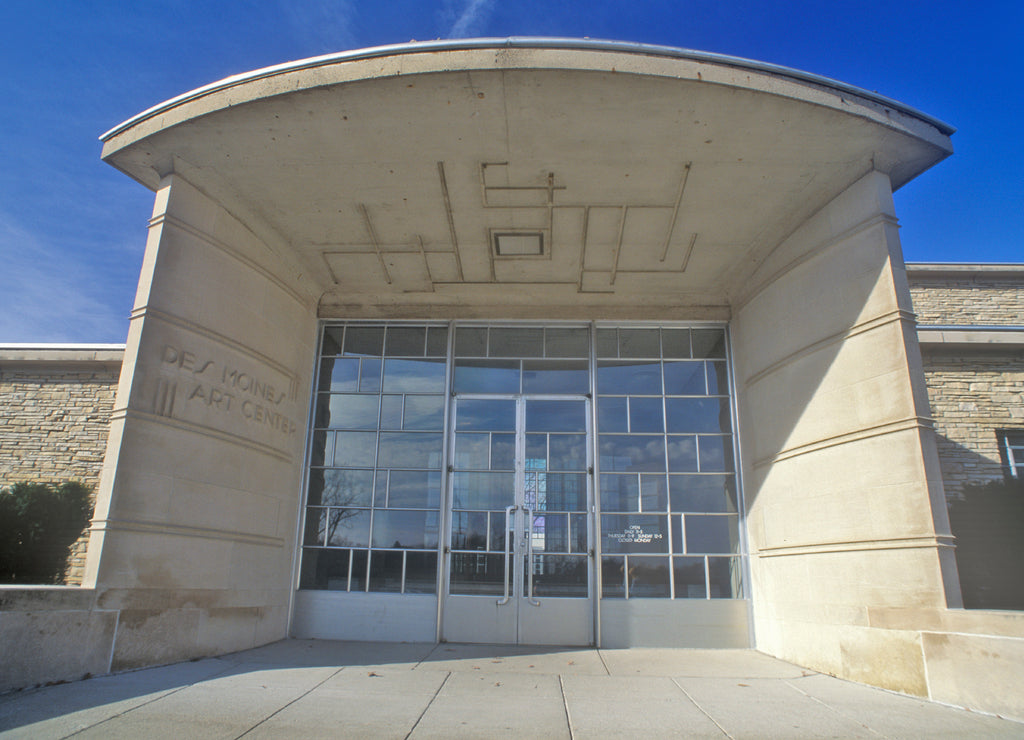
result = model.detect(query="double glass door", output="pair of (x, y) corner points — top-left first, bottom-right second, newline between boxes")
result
(442, 395), (593, 644)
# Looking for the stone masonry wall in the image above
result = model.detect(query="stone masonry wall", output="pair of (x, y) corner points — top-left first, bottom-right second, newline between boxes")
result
(0, 361), (120, 584)
(909, 270), (1024, 499)
(920, 353), (1024, 498)
(910, 277), (1024, 326)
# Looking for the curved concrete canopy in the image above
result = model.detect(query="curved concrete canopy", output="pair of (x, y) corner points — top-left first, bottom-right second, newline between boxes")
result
(101, 39), (954, 317)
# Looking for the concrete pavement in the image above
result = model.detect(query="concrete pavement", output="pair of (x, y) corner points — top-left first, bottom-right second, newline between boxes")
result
(0, 640), (1019, 738)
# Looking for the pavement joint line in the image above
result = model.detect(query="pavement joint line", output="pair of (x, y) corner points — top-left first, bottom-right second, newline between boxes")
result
(781, 678), (884, 738)
(413, 642), (445, 671)
(62, 658), (241, 739)
(558, 674), (575, 740)
(595, 649), (612, 676)
(404, 670), (452, 739)
(232, 664), (348, 740)
(670, 677), (734, 740)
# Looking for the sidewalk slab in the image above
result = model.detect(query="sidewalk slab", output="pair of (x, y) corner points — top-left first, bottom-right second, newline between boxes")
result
(0, 640), (1021, 739)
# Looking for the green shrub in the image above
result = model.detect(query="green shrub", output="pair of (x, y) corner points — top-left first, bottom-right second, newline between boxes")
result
(0, 481), (93, 584)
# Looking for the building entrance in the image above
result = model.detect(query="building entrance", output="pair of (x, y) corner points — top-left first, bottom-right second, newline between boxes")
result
(442, 395), (593, 645)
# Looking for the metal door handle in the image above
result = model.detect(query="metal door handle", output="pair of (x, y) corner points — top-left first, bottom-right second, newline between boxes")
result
(496, 505), (517, 606)
(525, 507), (540, 606)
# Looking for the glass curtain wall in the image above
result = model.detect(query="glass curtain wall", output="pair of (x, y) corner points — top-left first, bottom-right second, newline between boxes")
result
(300, 324), (448, 593)
(595, 327), (742, 599)
(298, 322), (743, 602)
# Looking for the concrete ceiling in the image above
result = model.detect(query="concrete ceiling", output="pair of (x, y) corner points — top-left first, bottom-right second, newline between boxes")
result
(101, 42), (953, 319)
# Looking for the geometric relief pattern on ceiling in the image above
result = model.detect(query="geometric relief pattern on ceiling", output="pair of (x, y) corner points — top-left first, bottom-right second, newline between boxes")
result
(317, 159), (699, 296)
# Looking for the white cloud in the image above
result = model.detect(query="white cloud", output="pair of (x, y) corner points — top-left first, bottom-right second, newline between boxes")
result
(448, 0), (497, 38)
(280, 0), (358, 53)
(0, 214), (133, 343)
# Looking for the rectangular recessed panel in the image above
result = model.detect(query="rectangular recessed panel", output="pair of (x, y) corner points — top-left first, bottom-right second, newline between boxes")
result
(495, 232), (544, 256)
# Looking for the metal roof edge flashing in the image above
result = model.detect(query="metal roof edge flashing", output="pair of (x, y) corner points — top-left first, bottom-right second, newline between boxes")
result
(100, 37), (956, 142)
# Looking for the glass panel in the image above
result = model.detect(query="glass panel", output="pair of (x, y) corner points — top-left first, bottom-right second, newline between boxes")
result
(402, 395), (444, 430)
(673, 556), (707, 598)
(661, 328), (690, 359)
(350, 549), (368, 591)
(536, 473), (587, 510)
(570, 513), (588, 552)
(597, 361), (662, 395)
(374, 470), (388, 506)
(319, 357), (359, 392)
(321, 327), (344, 356)
(377, 432), (443, 469)
(387, 470), (442, 508)
(599, 435), (666, 472)
(300, 548), (350, 590)
(489, 327), (544, 357)
(526, 434), (547, 468)
(454, 433), (490, 469)
(450, 553), (505, 595)
(530, 512), (569, 552)
(405, 552), (438, 593)
(456, 399), (515, 430)
(333, 431), (378, 468)
(596, 328), (618, 358)
(627, 556), (671, 597)
(451, 511), (488, 550)
(379, 395), (403, 430)
(691, 329), (727, 359)
(663, 361), (705, 395)
(601, 514), (669, 553)
(454, 326), (488, 356)
(629, 397), (664, 433)
(452, 472), (515, 509)
(368, 550), (403, 592)
(669, 475), (738, 513)
(522, 360), (589, 393)
(666, 397), (731, 433)
(426, 326), (449, 357)
(602, 556), (626, 597)
(527, 400), (587, 432)
(698, 436), (733, 472)
(598, 396), (628, 432)
(529, 555), (588, 597)
(685, 514), (740, 554)
(667, 435), (698, 472)
(545, 327), (590, 358)
(323, 394), (379, 430)
(491, 434), (515, 469)
(707, 361), (729, 395)
(309, 468), (374, 507)
(489, 511), (507, 552)
(601, 474), (639, 512)
(549, 434), (586, 471)
(708, 556), (743, 598)
(305, 509), (326, 545)
(372, 510), (439, 549)
(309, 431), (333, 467)
(618, 328), (661, 358)
(383, 359), (446, 393)
(325, 509), (371, 547)
(385, 326), (425, 356)
(344, 326), (384, 356)
(359, 358), (382, 392)
(640, 474), (668, 512)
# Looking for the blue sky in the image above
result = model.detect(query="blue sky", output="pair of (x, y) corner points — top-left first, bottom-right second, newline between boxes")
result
(1, 1), (1021, 343)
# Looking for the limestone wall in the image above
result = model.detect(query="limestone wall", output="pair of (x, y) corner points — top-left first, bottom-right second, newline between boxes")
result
(920, 353), (1024, 497)
(0, 350), (123, 583)
(908, 267), (1024, 498)
(910, 275), (1024, 326)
